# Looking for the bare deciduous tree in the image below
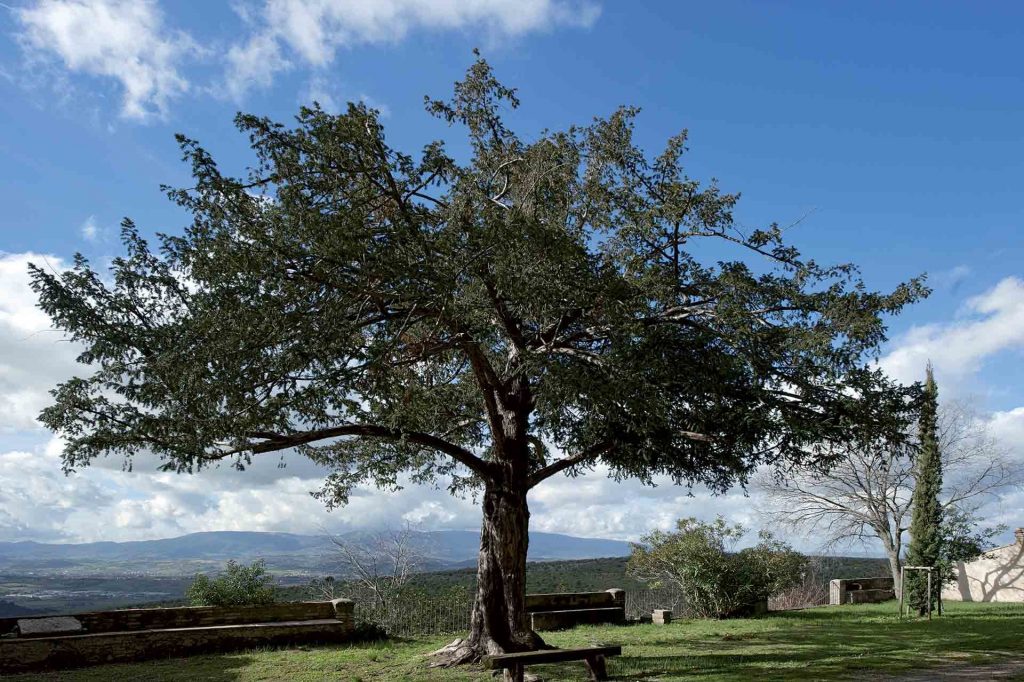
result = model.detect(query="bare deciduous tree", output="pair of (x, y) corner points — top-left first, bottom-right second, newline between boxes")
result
(329, 525), (423, 610)
(757, 400), (1017, 596)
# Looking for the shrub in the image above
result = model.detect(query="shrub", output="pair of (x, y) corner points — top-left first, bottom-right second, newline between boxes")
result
(627, 516), (806, 618)
(768, 555), (829, 610)
(186, 559), (278, 607)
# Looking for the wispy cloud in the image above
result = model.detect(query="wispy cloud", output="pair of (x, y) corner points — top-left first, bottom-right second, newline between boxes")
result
(930, 264), (971, 293)
(224, 0), (601, 99)
(14, 0), (199, 121)
(79, 215), (98, 241)
(299, 78), (392, 118)
(10, 0), (600, 119)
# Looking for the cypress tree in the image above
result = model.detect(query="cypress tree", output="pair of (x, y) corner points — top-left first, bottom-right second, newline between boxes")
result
(906, 363), (943, 615)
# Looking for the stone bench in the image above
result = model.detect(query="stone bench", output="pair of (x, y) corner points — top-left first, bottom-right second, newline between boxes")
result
(530, 606), (626, 631)
(847, 588), (896, 604)
(525, 589), (626, 631)
(483, 644), (622, 682)
(829, 577), (896, 605)
(0, 600), (354, 673)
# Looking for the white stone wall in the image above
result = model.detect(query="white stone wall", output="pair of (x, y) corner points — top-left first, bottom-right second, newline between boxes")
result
(942, 540), (1024, 602)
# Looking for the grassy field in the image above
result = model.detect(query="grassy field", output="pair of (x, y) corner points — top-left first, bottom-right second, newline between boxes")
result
(9, 602), (1024, 681)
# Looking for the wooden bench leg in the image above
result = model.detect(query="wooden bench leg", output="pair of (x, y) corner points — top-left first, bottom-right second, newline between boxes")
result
(503, 663), (525, 682)
(584, 654), (608, 681)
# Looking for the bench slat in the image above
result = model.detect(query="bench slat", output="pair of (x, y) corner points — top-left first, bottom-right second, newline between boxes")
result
(531, 606), (625, 631)
(483, 645), (621, 668)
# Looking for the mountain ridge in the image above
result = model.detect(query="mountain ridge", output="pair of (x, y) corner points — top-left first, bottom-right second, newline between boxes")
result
(0, 529), (631, 574)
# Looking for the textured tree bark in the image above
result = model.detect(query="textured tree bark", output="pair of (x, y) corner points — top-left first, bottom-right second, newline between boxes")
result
(429, 480), (545, 666)
(879, 531), (903, 599)
(885, 549), (903, 600)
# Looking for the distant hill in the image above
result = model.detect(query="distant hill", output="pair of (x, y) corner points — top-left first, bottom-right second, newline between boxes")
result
(0, 530), (631, 576)
(0, 600), (48, 618)
(0, 532), (326, 563)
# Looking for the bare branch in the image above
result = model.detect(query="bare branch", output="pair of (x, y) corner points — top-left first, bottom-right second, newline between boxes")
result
(212, 423), (496, 480)
(528, 441), (614, 487)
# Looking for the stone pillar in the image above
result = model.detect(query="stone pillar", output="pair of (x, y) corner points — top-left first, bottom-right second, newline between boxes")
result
(330, 599), (355, 634)
(652, 609), (672, 625)
(829, 579), (847, 606)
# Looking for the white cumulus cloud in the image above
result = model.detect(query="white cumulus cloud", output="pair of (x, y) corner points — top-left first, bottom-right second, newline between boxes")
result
(0, 252), (81, 432)
(14, 0), (198, 121)
(530, 466), (759, 541)
(879, 276), (1024, 390)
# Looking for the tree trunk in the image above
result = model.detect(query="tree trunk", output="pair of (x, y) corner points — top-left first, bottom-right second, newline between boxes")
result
(885, 548), (902, 600)
(876, 527), (903, 600)
(430, 480), (545, 666)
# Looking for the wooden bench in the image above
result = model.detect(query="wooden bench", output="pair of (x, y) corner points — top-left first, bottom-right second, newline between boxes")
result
(483, 645), (621, 681)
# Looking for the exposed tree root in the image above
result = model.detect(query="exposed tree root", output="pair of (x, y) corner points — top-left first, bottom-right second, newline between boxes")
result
(427, 638), (481, 667)
(427, 631), (550, 668)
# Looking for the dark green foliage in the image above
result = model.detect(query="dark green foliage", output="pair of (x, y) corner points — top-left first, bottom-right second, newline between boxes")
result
(627, 517), (807, 618)
(279, 554), (888, 605)
(906, 365), (943, 614)
(30, 56), (923, 500)
(185, 559), (278, 607)
(28, 57), (925, 643)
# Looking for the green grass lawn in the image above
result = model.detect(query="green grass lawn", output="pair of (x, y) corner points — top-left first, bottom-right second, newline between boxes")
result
(9, 602), (1024, 681)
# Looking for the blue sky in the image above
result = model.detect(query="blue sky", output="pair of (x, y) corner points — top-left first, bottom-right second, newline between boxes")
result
(0, 1), (1022, 548)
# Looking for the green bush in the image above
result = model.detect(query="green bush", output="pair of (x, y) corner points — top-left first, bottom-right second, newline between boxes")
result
(186, 559), (278, 607)
(627, 516), (806, 619)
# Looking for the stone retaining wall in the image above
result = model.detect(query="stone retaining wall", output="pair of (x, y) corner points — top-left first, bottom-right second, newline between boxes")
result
(0, 600), (354, 673)
(1, 601), (340, 637)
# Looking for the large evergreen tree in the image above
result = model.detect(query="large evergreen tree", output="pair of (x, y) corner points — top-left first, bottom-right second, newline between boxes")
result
(906, 363), (943, 615)
(29, 57), (924, 663)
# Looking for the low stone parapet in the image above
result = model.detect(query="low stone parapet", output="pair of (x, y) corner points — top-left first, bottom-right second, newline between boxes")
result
(2, 601), (339, 637)
(0, 600), (354, 674)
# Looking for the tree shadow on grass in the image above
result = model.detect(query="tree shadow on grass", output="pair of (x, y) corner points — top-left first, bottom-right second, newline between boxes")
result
(600, 606), (1024, 681)
(4, 652), (259, 682)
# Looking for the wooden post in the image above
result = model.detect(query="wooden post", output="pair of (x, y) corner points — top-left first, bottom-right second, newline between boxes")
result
(927, 570), (932, 621)
(504, 663), (524, 682)
(899, 566), (905, 619)
(901, 566), (940, 619)
(584, 654), (608, 681)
